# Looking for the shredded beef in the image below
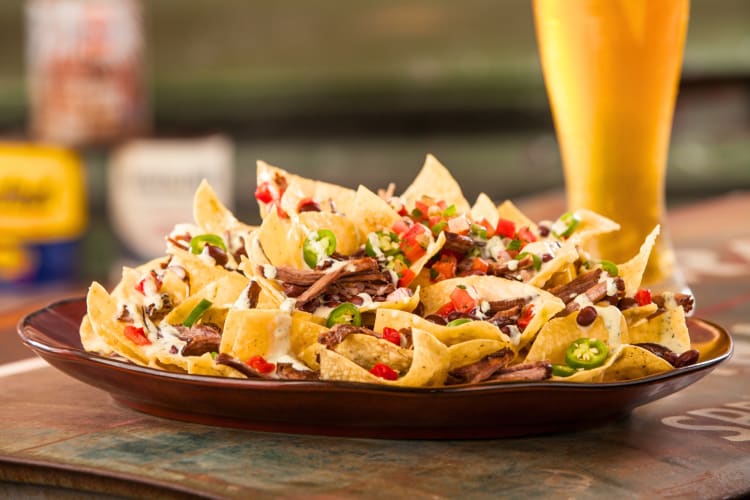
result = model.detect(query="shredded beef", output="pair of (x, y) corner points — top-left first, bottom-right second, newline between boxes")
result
(318, 323), (380, 349)
(443, 232), (482, 254)
(487, 361), (552, 382)
(634, 343), (700, 368)
(175, 324), (222, 357)
(446, 348), (515, 385)
(276, 363), (320, 380)
(246, 280), (262, 308)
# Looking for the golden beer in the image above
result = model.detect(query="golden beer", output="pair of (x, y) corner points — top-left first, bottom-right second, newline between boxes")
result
(533, 0), (689, 285)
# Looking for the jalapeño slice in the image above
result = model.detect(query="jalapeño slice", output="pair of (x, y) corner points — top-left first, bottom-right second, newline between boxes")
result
(326, 302), (362, 328)
(303, 229), (337, 268)
(446, 318), (472, 327)
(182, 298), (213, 327)
(551, 364), (576, 377)
(190, 234), (227, 254)
(565, 338), (609, 369)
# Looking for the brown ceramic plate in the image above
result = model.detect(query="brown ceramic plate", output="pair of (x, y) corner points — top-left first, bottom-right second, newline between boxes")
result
(18, 298), (733, 439)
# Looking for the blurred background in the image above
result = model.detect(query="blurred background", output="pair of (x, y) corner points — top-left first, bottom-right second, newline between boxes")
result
(0, 0), (748, 287)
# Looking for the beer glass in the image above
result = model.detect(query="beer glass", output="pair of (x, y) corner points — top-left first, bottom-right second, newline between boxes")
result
(533, 0), (689, 288)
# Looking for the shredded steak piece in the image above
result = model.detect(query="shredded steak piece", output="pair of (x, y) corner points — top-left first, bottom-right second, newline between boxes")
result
(486, 255), (535, 278)
(175, 324), (222, 357)
(486, 297), (530, 315)
(443, 232), (484, 254)
(247, 280), (262, 308)
(487, 361), (552, 382)
(446, 348), (515, 385)
(318, 324), (380, 349)
(548, 269), (602, 303)
(276, 363), (320, 380)
(652, 293), (695, 315)
(215, 353), (271, 379)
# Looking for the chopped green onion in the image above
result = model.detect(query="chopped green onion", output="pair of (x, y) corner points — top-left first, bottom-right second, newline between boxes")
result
(442, 204), (457, 218)
(411, 208), (423, 219)
(431, 221), (447, 236)
(190, 234), (227, 254)
(182, 298), (213, 327)
(517, 252), (542, 271)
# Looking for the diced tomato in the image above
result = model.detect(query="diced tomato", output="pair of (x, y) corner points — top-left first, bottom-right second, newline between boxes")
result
(254, 181), (275, 204)
(517, 304), (535, 331)
(135, 270), (162, 295)
(477, 218), (495, 239)
(123, 325), (150, 346)
(496, 218), (516, 239)
(450, 286), (476, 314)
(400, 224), (429, 262)
(382, 327), (401, 345)
(431, 254), (457, 282)
(634, 288), (652, 306)
(392, 219), (410, 236)
(428, 215), (443, 228)
(398, 268), (416, 287)
(436, 199), (447, 211)
(436, 301), (456, 317)
(447, 216), (470, 235)
(370, 363), (399, 380)
(517, 226), (538, 246)
(247, 355), (276, 374)
(470, 257), (489, 274)
(414, 199), (431, 221)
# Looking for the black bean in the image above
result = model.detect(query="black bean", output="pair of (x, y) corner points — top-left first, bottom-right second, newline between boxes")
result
(576, 306), (598, 326)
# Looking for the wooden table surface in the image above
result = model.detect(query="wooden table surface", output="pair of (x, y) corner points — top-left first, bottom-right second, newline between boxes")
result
(2, 192), (749, 499)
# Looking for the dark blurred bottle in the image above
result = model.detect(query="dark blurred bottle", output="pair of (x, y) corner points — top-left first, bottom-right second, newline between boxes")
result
(26, 0), (148, 147)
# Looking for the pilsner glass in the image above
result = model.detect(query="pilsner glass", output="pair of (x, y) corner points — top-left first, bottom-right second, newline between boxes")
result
(533, 0), (689, 288)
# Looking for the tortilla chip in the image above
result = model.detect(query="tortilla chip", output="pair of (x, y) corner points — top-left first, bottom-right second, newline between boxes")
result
(79, 314), (114, 355)
(628, 298), (692, 354)
(349, 185), (402, 238)
(419, 275), (565, 348)
(334, 334), (413, 373)
(289, 317), (328, 370)
(471, 193), (499, 227)
(558, 344), (673, 382)
(569, 209), (621, 243)
(374, 308), (510, 347)
(448, 339), (513, 370)
(618, 225), (660, 297)
(497, 200), (537, 233)
(255, 209), (305, 268)
(524, 305), (629, 365)
(400, 154), (471, 214)
(193, 179), (255, 235)
(258, 160), (357, 217)
(162, 271), (248, 327)
(85, 282), (149, 365)
(525, 239), (581, 288)
(298, 211), (361, 257)
(319, 328), (449, 387)
(168, 247), (237, 296)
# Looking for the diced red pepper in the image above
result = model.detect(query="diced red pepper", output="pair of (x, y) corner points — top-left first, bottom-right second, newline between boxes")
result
(431, 254), (457, 282)
(382, 327), (401, 345)
(135, 270), (162, 296)
(634, 288), (652, 306)
(517, 226), (537, 247)
(517, 304), (535, 331)
(436, 301), (456, 317)
(123, 325), (150, 346)
(414, 199), (431, 221)
(370, 363), (399, 380)
(470, 257), (489, 274)
(450, 286), (476, 314)
(496, 218), (516, 239)
(398, 268), (416, 288)
(392, 219), (410, 236)
(254, 181), (275, 204)
(247, 355), (276, 374)
(477, 218), (495, 239)
(400, 224), (429, 262)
